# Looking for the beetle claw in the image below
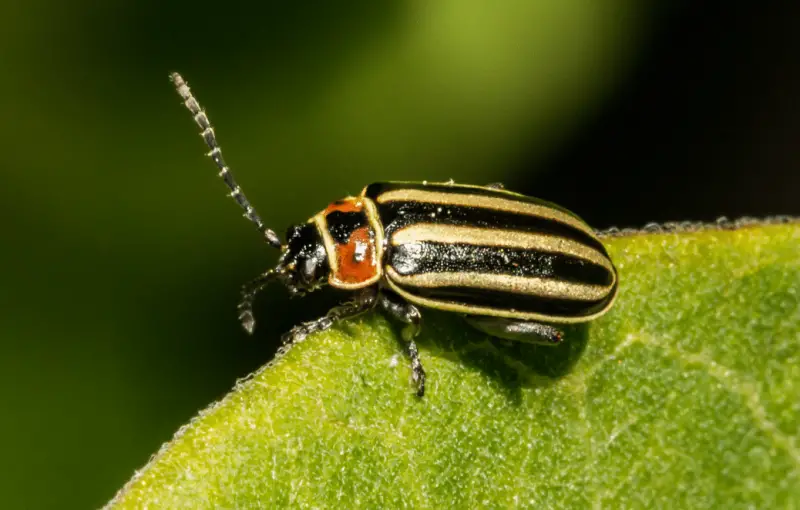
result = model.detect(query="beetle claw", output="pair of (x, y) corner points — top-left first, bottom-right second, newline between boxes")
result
(239, 312), (256, 335)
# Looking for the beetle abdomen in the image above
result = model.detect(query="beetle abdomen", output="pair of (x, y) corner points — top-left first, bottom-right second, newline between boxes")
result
(363, 182), (618, 323)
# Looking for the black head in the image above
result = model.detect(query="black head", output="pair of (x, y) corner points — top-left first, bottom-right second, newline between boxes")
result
(278, 223), (330, 294)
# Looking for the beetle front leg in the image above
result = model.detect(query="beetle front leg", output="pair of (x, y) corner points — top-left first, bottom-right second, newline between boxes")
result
(379, 292), (426, 397)
(281, 288), (378, 346)
(237, 269), (279, 334)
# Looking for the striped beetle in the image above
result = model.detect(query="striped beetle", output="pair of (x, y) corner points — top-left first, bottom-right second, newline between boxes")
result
(171, 73), (618, 396)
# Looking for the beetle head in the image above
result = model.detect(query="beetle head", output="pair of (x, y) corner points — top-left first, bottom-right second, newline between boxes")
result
(277, 223), (330, 294)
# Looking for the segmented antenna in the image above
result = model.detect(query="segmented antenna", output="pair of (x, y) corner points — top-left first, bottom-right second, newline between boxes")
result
(170, 72), (282, 249)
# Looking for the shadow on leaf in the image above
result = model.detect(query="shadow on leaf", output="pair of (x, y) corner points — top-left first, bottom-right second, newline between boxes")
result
(399, 311), (590, 404)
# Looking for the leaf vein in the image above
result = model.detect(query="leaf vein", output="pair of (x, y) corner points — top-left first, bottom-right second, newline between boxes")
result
(630, 334), (800, 469)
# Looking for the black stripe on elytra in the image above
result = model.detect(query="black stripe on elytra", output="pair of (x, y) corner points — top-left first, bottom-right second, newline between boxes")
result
(407, 285), (615, 318)
(378, 201), (607, 254)
(326, 210), (368, 244)
(389, 242), (613, 286)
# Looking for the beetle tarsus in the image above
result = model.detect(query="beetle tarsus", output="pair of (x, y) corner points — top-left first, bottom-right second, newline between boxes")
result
(407, 339), (426, 397)
(237, 269), (280, 333)
(464, 315), (565, 345)
(379, 292), (426, 396)
(239, 311), (256, 335)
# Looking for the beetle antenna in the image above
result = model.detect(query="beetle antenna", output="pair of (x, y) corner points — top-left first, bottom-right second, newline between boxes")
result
(170, 72), (282, 249)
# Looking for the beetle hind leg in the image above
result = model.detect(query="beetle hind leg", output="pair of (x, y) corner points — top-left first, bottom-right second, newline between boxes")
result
(379, 292), (426, 397)
(464, 315), (563, 345)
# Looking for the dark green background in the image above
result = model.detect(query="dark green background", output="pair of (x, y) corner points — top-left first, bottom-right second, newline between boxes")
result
(1, 2), (797, 508)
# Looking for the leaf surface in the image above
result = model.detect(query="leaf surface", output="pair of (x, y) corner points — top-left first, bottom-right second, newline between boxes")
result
(109, 221), (800, 509)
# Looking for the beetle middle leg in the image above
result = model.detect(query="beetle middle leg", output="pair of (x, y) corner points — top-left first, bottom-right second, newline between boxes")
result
(464, 315), (563, 345)
(379, 291), (426, 397)
(281, 288), (378, 346)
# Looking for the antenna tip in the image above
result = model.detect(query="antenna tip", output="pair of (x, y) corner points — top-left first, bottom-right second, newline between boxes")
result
(171, 72), (191, 100)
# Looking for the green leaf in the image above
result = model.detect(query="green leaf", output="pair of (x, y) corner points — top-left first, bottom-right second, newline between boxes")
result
(108, 221), (799, 509)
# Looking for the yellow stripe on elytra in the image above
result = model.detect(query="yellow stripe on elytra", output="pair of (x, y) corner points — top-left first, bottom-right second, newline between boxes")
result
(374, 188), (598, 240)
(391, 223), (614, 275)
(383, 271), (616, 324)
(385, 267), (611, 301)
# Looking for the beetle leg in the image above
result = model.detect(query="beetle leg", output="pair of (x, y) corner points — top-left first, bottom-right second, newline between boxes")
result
(281, 288), (378, 346)
(485, 182), (505, 189)
(379, 292), (426, 396)
(464, 315), (563, 345)
(237, 269), (280, 334)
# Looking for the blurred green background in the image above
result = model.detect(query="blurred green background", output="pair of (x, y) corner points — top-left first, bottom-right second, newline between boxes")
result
(1, 2), (798, 508)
